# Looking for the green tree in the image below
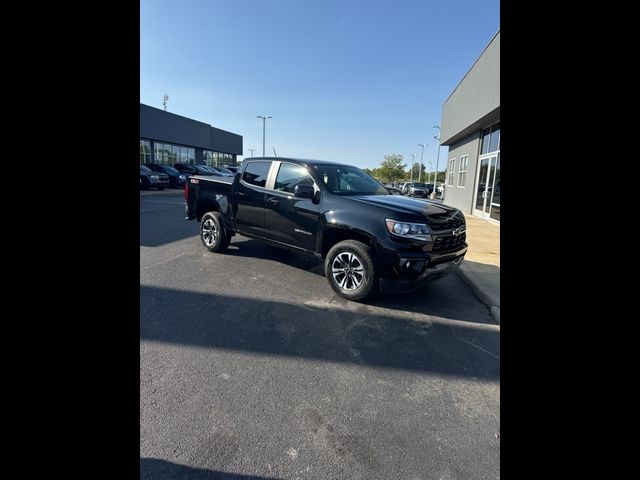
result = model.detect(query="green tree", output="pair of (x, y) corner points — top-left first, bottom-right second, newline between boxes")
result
(377, 154), (406, 183)
(406, 162), (426, 181)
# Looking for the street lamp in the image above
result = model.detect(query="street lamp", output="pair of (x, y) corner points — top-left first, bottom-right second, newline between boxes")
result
(256, 115), (272, 157)
(432, 126), (441, 199)
(248, 149), (255, 157)
(417, 143), (426, 182)
(409, 153), (416, 183)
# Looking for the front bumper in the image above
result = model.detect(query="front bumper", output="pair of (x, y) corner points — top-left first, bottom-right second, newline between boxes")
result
(379, 254), (465, 294)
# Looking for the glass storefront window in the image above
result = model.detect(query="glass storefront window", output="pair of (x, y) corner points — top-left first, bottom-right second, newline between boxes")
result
(489, 123), (500, 153)
(481, 123), (500, 154)
(148, 141), (202, 165)
(481, 128), (490, 155)
(489, 153), (500, 221)
(140, 139), (151, 164)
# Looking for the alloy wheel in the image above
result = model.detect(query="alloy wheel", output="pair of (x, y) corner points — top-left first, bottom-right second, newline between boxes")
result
(202, 218), (218, 247)
(331, 252), (365, 290)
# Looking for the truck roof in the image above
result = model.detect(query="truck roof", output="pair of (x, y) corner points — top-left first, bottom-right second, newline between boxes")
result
(243, 157), (352, 167)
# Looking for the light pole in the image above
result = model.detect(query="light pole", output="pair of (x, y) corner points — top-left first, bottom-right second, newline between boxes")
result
(248, 149), (255, 157)
(409, 153), (416, 183)
(256, 115), (272, 156)
(417, 144), (426, 182)
(432, 126), (441, 198)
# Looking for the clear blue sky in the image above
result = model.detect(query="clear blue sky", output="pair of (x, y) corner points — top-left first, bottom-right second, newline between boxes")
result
(140, 0), (499, 170)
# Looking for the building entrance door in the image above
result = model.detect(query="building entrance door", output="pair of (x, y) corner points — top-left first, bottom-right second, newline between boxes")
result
(473, 153), (500, 221)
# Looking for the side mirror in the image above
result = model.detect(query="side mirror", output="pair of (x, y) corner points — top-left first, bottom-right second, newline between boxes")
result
(294, 184), (314, 199)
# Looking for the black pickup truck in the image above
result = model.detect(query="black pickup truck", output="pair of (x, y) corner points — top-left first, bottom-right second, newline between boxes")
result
(185, 157), (467, 301)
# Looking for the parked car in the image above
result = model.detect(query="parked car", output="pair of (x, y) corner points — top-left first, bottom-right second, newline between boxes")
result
(173, 163), (222, 177)
(398, 182), (411, 194)
(185, 157), (467, 301)
(140, 165), (170, 190)
(222, 165), (238, 174)
(206, 166), (235, 176)
(406, 182), (431, 197)
(143, 163), (186, 189)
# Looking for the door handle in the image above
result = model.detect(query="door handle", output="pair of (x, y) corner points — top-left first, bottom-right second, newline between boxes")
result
(267, 197), (279, 206)
(236, 191), (245, 197)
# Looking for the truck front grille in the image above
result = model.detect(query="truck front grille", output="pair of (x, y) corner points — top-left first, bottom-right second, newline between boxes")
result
(432, 232), (466, 252)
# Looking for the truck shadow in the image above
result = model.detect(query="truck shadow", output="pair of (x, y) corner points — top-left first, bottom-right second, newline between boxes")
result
(140, 285), (500, 380)
(140, 458), (281, 480)
(225, 237), (494, 324)
(225, 237), (325, 275)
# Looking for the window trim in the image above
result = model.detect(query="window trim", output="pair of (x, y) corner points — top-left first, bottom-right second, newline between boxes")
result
(447, 158), (456, 187)
(457, 155), (468, 188)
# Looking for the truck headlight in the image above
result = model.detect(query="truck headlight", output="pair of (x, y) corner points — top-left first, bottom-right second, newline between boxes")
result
(385, 219), (432, 241)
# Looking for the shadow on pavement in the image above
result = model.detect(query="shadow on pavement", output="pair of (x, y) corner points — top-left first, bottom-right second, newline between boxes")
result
(225, 238), (325, 275)
(224, 238), (495, 325)
(140, 286), (500, 379)
(140, 458), (281, 480)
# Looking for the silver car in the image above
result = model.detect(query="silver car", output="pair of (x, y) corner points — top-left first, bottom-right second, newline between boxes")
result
(408, 182), (429, 197)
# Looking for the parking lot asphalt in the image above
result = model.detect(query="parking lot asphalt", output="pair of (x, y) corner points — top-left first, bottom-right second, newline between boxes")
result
(140, 189), (500, 480)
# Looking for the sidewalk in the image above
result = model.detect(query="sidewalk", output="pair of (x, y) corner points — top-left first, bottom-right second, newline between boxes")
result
(457, 215), (500, 323)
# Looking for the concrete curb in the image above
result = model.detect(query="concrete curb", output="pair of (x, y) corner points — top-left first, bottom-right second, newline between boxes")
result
(456, 265), (500, 324)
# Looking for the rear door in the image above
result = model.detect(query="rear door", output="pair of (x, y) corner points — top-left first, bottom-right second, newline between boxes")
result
(234, 160), (273, 238)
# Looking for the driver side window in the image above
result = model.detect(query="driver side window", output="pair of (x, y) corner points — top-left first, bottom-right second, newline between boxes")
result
(274, 163), (314, 193)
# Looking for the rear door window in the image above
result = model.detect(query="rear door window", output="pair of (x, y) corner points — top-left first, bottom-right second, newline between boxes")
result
(242, 161), (271, 188)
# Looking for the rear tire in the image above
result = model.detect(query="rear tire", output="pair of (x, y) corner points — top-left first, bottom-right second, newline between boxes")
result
(200, 212), (231, 253)
(325, 240), (378, 302)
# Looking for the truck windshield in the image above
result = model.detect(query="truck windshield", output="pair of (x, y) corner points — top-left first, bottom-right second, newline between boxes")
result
(311, 164), (388, 196)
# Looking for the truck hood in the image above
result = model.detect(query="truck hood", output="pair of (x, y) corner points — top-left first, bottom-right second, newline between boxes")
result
(347, 194), (461, 224)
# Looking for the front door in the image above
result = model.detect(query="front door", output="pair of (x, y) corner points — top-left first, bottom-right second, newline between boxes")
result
(264, 161), (321, 251)
(473, 153), (500, 221)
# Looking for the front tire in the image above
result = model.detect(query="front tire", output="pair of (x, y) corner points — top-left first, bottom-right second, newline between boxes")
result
(325, 240), (378, 301)
(200, 212), (231, 253)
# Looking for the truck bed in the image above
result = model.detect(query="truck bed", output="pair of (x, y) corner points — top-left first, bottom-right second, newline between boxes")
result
(191, 175), (234, 196)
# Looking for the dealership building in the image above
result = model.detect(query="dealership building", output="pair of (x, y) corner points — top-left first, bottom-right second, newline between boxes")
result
(139, 103), (243, 167)
(440, 30), (500, 223)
